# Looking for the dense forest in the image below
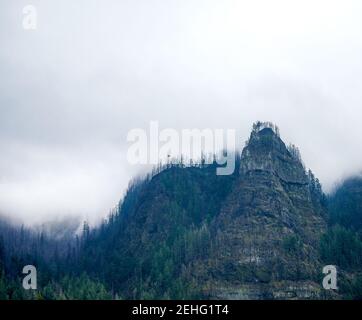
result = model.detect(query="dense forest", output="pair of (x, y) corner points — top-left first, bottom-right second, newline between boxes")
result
(319, 176), (362, 299)
(1, 123), (362, 300)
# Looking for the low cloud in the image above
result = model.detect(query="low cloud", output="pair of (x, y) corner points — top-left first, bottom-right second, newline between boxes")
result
(1, 0), (362, 224)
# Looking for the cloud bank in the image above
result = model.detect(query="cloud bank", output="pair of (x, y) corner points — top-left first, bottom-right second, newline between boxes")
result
(1, 0), (362, 224)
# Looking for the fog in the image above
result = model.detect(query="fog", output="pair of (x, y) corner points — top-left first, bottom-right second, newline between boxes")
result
(1, 0), (362, 225)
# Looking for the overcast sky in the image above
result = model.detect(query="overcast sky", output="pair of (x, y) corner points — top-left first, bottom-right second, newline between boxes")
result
(1, 0), (362, 225)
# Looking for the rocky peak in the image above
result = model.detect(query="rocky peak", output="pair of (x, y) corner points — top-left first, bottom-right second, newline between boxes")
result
(208, 122), (327, 299)
(240, 122), (308, 185)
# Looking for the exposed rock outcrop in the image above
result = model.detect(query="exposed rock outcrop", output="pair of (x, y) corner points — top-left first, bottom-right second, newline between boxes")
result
(207, 125), (327, 299)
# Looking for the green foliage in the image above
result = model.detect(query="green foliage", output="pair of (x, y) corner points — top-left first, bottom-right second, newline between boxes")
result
(41, 274), (112, 300)
(129, 224), (212, 299)
(349, 275), (362, 299)
(282, 235), (301, 254)
(0, 271), (8, 300)
(329, 177), (362, 233)
(336, 273), (362, 300)
(320, 225), (362, 270)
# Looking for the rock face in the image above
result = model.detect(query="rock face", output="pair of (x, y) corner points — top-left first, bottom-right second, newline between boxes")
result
(208, 126), (327, 299)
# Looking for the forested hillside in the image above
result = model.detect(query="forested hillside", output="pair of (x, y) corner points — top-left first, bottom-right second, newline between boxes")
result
(1, 122), (362, 299)
(319, 176), (362, 299)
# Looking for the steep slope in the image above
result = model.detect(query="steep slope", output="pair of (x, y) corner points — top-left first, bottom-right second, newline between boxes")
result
(81, 164), (238, 298)
(202, 125), (327, 299)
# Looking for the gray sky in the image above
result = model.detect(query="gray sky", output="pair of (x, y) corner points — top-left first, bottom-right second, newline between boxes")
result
(1, 0), (362, 225)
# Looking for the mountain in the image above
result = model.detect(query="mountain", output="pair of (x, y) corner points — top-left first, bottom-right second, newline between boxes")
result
(2, 121), (362, 300)
(79, 122), (329, 299)
(205, 124), (327, 299)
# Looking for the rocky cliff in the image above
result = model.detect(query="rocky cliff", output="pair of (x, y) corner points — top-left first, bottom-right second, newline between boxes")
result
(205, 125), (327, 299)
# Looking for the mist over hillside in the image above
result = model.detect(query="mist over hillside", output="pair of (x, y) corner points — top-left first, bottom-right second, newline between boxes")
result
(1, 122), (362, 300)
(1, 1), (362, 303)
